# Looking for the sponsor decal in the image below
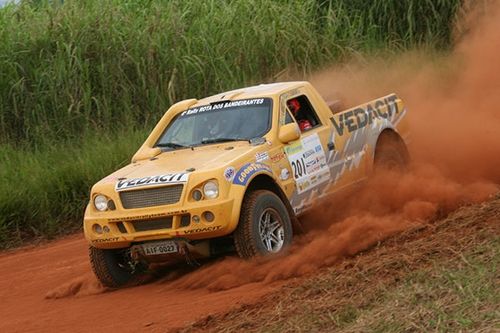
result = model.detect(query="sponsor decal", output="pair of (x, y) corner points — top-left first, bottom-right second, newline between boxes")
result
(330, 95), (399, 136)
(107, 211), (186, 222)
(280, 168), (290, 180)
(255, 151), (269, 163)
(180, 98), (266, 117)
(302, 149), (315, 159)
(285, 133), (330, 194)
(298, 180), (310, 192)
(223, 167), (236, 182)
(92, 237), (119, 244)
(271, 152), (286, 163)
(284, 141), (303, 156)
(306, 159), (317, 169)
(183, 225), (222, 234)
(233, 162), (273, 186)
(115, 173), (189, 191)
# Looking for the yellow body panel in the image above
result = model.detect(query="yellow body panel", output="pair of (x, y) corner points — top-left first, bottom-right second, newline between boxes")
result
(84, 81), (409, 249)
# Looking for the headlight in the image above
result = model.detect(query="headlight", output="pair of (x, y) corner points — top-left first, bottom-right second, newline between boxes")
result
(94, 195), (109, 211)
(192, 189), (203, 201)
(203, 181), (219, 199)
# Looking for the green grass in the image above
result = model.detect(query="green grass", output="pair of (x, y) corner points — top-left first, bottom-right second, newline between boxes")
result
(347, 239), (499, 332)
(0, 0), (464, 246)
(0, 130), (147, 248)
(0, 0), (461, 145)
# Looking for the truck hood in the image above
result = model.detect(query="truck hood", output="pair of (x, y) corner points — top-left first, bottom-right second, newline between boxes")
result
(98, 142), (260, 186)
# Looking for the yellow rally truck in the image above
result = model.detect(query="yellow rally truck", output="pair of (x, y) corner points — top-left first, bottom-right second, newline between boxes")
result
(84, 81), (410, 287)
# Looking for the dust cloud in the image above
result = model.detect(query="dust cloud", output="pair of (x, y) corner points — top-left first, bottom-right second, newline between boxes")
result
(312, 1), (500, 183)
(169, 1), (500, 291)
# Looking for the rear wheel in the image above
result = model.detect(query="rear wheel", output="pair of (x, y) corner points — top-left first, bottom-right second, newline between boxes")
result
(234, 190), (293, 258)
(374, 133), (409, 172)
(89, 246), (148, 288)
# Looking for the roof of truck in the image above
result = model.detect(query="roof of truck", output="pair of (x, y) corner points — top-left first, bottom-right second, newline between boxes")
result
(192, 81), (308, 107)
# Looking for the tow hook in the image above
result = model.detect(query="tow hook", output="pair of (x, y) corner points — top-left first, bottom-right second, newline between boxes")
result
(179, 243), (200, 267)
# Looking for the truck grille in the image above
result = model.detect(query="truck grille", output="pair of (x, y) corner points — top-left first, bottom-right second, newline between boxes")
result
(119, 185), (183, 209)
(132, 217), (173, 232)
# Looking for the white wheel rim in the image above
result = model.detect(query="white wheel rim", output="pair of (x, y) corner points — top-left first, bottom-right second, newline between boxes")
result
(258, 208), (285, 253)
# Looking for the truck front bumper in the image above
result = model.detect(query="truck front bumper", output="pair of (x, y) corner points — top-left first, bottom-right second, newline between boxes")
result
(84, 198), (235, 249)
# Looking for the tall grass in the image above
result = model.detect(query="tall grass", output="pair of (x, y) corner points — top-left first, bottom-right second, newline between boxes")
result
(0, 130), (147, 247)
(321, 0), (461, 47)
(0, 0), (461, 145)
(0, 0), (463, 247)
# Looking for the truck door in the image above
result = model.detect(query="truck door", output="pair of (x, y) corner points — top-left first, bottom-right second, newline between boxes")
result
(279, 90), (334, 214)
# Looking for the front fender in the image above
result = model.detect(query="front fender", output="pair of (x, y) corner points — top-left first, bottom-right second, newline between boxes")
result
(225, 162), (275, 234)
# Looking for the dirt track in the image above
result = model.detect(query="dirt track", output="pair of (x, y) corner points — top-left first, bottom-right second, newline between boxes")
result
(179, 196), (500, 332)
(2, 3), (500, 333)
(0, 237), (280, 332)
(1, 194), (498, 333)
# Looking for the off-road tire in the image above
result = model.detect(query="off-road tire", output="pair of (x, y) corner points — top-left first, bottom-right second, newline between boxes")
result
(374, 134), (409, 172)
(89, 246), (148, 288)
(234, 190), (293, 258)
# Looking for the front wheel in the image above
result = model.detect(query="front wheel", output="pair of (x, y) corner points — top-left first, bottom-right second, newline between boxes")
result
(234, 190), (293, 259)
(89, 246), (148, 288)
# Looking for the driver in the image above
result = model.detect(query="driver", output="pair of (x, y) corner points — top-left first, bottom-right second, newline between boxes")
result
(205, 113), (232, 138)
(287, 98), (312, 132)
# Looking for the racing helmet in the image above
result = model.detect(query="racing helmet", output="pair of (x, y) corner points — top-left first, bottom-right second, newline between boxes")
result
(287, 98), (301, 116)
(298, 119), (312, 131)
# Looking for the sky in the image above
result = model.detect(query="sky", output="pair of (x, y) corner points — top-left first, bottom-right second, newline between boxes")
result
(0, 0), (18, 7)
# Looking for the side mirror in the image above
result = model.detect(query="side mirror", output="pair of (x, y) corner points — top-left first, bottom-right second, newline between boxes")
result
(278, 123), (301, 144)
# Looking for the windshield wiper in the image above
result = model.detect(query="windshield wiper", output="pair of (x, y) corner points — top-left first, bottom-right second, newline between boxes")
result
(156, 142), (189, 149)
(200, 137), (249, 145)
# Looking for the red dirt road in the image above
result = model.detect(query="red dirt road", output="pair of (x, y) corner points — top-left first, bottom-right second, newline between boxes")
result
(0, 235), (279, 333)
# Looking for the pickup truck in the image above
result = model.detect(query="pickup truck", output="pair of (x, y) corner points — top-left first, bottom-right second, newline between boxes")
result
(84, 81), (410, 288)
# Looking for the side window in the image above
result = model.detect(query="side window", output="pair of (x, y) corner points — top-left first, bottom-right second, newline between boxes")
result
(284, 109), (295, 124)
(286, 95), (322, 132)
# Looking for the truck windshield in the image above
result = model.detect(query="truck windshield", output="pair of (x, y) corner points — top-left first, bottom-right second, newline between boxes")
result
(155, 98), (272, 148)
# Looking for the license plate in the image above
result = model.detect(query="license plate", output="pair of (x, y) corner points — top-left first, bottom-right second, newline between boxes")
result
(141, 240), (178, 256)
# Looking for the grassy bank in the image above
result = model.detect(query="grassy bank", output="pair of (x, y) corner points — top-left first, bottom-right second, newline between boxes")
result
(0, 0), (462, 246)
(0, 130), (147, 247)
